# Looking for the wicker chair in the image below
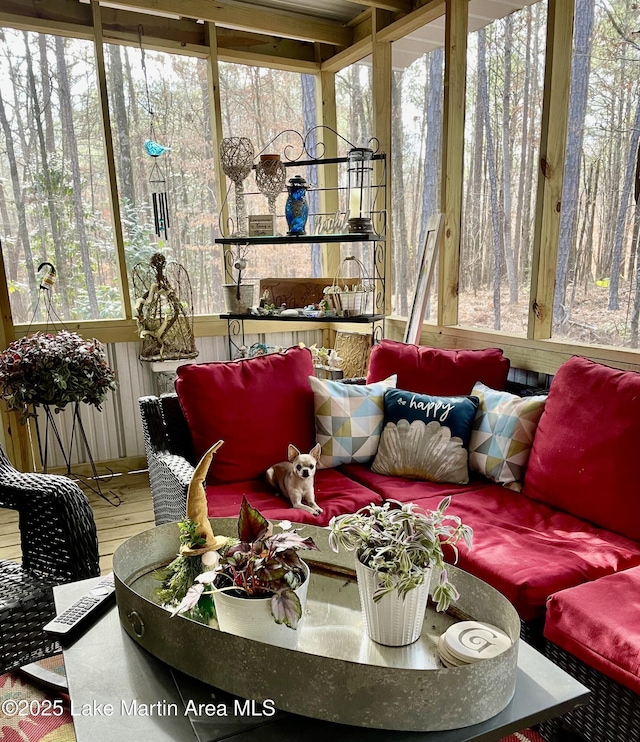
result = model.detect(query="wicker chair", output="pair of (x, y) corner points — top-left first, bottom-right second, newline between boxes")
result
(0, 444), (100, 675)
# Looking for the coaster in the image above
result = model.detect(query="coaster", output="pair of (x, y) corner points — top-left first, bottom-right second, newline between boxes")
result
(437, 634), (467, 667)
(443, 621), (511, 662)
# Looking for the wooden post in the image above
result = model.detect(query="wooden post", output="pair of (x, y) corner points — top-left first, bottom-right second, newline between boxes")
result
(372, 9), (393, 315)
(528, 0), (575, 339)
(91, 0), (132, 319)
(315, 70), (341, 281)
(0, 244), (31, 470)
(438, 0), (468, 327)
(205, 23), (232, 283)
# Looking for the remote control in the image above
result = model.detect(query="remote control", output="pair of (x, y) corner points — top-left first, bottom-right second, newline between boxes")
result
(44, 573), (116, 644)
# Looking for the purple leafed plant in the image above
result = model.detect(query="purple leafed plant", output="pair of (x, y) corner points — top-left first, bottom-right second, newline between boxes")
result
(0, 330), (117, 422)
(201, 497), (318, 629)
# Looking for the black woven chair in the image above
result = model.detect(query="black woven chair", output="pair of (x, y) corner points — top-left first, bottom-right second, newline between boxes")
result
(0, 444), (100, 675)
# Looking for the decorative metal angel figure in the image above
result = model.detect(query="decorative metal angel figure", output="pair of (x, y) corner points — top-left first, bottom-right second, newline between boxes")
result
(133, 253), (198, 362)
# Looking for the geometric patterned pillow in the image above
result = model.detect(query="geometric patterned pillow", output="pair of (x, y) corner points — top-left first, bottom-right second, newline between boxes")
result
(468, 382), (547, 490)
(308, 375), (397, 469)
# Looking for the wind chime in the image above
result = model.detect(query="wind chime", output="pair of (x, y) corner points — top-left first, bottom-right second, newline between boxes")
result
(139, 27), (171, 242)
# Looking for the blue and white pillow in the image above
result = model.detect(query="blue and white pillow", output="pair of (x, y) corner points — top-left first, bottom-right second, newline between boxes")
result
(372, 388), (479, 483)
(309, 375), (397, 468)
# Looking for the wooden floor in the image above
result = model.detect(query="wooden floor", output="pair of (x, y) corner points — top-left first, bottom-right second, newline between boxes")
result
(0, 473), (155, 575)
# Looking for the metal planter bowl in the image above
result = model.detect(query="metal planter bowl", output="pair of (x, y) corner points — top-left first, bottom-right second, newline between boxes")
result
(113, 519), (520, 732)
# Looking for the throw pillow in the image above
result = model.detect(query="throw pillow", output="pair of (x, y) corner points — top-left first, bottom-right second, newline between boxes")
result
(372, 388), (479, 484)
(523, 355), (640, 542)
(468, 382), (547, 490)
(308, 374), (397, 468)
(175, 346), (316, 483)
(366, 339), (510, 395)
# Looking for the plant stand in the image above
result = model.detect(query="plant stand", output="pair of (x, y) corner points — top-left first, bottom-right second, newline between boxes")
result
(34, 402), (121, 507)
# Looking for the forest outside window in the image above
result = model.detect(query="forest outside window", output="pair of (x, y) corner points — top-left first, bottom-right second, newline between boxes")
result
(219, 62), (317, 282)
(459, 2), (547, 336)
(0, 29), (123, 323)
(390, 26), (443, 320)
(336, 61), (373, 277)
(552, 0), (640, 349)
(105, 45), (223, 315)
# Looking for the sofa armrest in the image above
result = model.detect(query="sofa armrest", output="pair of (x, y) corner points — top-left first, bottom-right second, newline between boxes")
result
(146, 449), (194, 525)
(139, 395), (195, 525)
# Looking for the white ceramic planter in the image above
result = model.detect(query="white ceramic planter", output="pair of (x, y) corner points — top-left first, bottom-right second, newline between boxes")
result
(355, 558), (431, 646)
(222, 283), (254, 314)
(213, 563), (309, 650)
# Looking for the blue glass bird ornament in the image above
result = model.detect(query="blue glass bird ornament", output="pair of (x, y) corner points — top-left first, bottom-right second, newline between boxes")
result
(144, 139), (171, 157)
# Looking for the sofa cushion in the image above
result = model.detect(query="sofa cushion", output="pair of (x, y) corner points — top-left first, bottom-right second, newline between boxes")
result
(308, 374), (396, 469)
(366, 339), (510, 395)
(410, 485), (640, 621)
(469, 382), (546, 490)
(205, 468), (381, 527)
(339, 462), (493, 503)
(523, 355), (640, 541)
(371, 389), (479, 484)
(175, 347), (316, 483)
(545, 567), (640, 696)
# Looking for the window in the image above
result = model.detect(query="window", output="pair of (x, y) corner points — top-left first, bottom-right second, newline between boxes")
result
(105, 45), (221, 314)
(0, 30), (121, 323)
(459, 3), (547, 334)
(218, 63), (318, 285)
(391, 32), (444, 319)
(553, 0), (640, 348)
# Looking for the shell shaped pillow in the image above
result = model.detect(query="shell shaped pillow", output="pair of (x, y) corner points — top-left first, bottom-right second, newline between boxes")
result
(372, 388), (479, 484)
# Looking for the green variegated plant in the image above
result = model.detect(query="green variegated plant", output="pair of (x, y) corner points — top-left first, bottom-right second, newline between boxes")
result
(328, 497), (473, 613)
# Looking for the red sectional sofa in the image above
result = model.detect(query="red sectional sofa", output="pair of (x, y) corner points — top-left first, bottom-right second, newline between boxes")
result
(138, 339), (640, 742)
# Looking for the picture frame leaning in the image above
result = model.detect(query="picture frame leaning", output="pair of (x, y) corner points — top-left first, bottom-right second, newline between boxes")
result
(403, 213), (445, 345)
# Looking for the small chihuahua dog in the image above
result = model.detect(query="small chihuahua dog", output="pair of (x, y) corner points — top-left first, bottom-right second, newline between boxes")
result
(266, 443), (323, 516)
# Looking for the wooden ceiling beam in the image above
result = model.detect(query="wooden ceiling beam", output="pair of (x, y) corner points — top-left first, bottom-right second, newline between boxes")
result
(0, 0), (93, 39)
(321, 36), (372, 72)
(99, 0), (353, 46)
(376, 0), (445, 42)
(215, 26), (318, 71)
(345, 0), (412, 13)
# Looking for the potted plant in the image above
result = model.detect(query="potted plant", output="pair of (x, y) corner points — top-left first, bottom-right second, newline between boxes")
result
(328, 497), (473, 647)
(0, 330), (117, 423)
(160, 496), (318, 649)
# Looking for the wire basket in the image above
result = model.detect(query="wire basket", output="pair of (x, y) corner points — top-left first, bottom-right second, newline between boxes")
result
(324, 256), (374, 317)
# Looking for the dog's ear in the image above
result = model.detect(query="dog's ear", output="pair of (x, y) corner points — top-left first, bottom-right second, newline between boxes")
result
(288, 444), (301, 462)
(310, 443), (322, 462)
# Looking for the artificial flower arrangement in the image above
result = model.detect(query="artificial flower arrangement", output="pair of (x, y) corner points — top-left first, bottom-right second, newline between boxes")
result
(156, 494), (318, 630)
(0, 330), (117, 422)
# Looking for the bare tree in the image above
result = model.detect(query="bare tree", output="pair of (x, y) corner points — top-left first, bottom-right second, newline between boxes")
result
(502, 14), (517, 303)
(0, 87), (37, 302)
(55, 36), (99, 318)
(478, 29), (502, 330)
(554, 0), (595, 327)
(24, 33), (71, 315)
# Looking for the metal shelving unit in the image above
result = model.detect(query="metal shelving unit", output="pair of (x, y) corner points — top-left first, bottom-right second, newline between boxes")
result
(216, 142), (387, 359)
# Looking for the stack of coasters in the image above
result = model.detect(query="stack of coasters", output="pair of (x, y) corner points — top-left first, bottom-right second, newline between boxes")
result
(438, 620), (511, 668)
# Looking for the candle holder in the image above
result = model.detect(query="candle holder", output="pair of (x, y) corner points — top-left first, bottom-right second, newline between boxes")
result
(220, 137), (255, 236)
(255, 154), (287, 217)
(347, 147), (374, 234)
